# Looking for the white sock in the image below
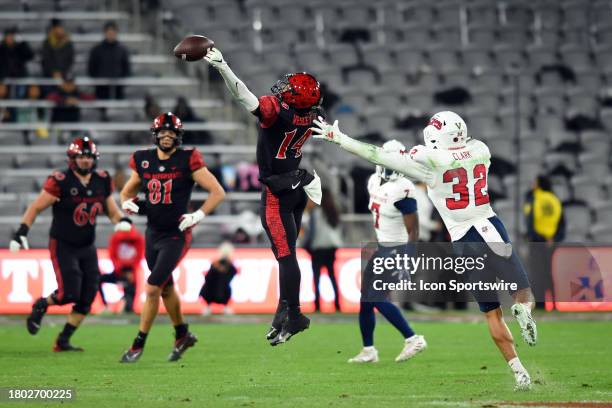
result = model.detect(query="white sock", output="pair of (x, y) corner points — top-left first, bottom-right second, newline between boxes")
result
(508, 357), (527, 374)
(364, 346), (375, 352)
(405, 334), (417, 342)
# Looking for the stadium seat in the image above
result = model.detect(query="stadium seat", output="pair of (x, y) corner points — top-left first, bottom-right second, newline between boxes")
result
(572, 175), (604, 201)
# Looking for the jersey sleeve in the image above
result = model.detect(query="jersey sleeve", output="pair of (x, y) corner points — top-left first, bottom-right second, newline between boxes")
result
(394, 197), (418, 215)
(366, 174), (378, 196)
(189, 148), (206, 172)
(128, 153), (137, 171)
(391, 178), (418, 215)
(42, 174), (61, 198)
(257, 95), (280, 128)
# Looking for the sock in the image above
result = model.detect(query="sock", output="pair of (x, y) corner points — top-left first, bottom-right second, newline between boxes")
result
(374, 301), (415, 339)
(278, 254), (301, 317)
(58, 323), (77, 342)
(132, 331), (148, 349)
(359, 302), (376, 347)
(363, 346), (376, 351)
(174, 323), (188, 340)
(36, 297), (48, 312)
(508, 357), (527, 374)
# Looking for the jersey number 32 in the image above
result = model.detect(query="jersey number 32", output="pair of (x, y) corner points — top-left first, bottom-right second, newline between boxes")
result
(443, 164), (489, 210)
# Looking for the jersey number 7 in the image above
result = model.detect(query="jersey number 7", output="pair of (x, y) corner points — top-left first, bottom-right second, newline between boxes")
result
(443, 164), (489, 210)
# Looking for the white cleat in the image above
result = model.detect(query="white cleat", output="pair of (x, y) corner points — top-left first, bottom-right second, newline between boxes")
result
(395, 335), (427, 363)
(511, 303), (537, 346)
(348, 347), (379, 363)
(514, 370), (532, 391)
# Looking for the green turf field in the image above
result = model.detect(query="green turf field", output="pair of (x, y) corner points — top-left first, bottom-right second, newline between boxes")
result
(1, 317), (611, 407)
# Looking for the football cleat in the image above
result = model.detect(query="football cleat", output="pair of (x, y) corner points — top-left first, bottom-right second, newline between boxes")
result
(274, 313), (310, 345)
(120, 347), (143, 363)
(26, 297), (48, 335)
(266, 301), (288, 345)
(53, 338), (84, 352)
(168, 332), (198, 362)
(395, 335), (427, 363)
(514, 370), (532, 391)
(511, 303), (537, 346)
(348, 347), (379, 363)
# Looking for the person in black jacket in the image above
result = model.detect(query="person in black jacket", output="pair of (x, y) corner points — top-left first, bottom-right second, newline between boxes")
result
(0, 27), (34, 98)
(200, 242), (237, 315)
(87, 21), (131, 100)
(41, 19), (74, 79)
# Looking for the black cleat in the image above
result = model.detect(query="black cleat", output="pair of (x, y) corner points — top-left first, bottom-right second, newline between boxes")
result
(26, 297), (48, 335)
(168, 332), (197, 362)
(275, 313), (310, 345)
(53, 338), (84, 352)
(120, 347), (143, 363)
(266, 301), (288, 345)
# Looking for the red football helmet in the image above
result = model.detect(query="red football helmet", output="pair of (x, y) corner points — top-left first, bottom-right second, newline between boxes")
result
(272, 72), (321, 109)
(151, 112), (184, 150)
(67, 136), (98, 175)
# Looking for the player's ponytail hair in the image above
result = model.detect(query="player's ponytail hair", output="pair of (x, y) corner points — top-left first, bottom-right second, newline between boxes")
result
(320, 188), (340, 228)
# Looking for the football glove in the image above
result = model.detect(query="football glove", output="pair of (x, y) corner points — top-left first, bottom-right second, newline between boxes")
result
(122, 198), (141, 215)
(303, 170), (322, 205)
(311, 117), (345, 145)
(114, 217), (133, 232)
(178, 209), (205, 231)
(204, 47), (227, 70)
(9, 223), (29, 252)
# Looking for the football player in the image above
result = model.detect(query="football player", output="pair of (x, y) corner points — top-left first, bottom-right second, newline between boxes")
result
(10, 136), (131, 351)
(349, 140), (427, 364)
(204, 47), (323, 345)
(119, 112), (225, 363)
(312, 112), (536, 390)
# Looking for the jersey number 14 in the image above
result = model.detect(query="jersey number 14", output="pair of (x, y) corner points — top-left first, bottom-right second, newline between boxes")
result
(443, 164), (489, 210)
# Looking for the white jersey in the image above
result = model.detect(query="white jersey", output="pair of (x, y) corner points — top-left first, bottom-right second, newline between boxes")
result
(367, 174), (417, 243)
(407, 139), (496, 241)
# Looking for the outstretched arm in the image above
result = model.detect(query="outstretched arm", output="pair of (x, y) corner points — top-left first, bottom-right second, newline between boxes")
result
(311, 118), (435, 186)
(204, 47), (259, 113)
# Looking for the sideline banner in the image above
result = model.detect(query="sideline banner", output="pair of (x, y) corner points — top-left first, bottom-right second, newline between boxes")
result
(0, 248), (362, 314)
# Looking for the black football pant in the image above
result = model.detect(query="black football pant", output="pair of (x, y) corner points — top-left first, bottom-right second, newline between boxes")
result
(145, 228), (192, 287)
(49, 238), (100, 315)
(260, 186), (307, 312)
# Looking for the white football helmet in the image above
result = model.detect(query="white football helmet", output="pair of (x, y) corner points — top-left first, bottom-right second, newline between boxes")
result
(376, 139), (406, 181)
(423, 111), (469, 150)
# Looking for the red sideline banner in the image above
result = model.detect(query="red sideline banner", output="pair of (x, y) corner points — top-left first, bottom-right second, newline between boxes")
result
(551, 246), (612, 312)
(0, 248), (362, 314)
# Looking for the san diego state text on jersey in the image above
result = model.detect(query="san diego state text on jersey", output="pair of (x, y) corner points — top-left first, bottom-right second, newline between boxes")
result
(43, 169), (113, 247)
(256, 95), (320, 178)
(129, 147), (205, 231)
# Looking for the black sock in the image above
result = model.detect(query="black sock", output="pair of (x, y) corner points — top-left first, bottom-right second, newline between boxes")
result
(132, 331), (148, 349)
(175, 323), (188, 340)
(288, 305), (301, 319)
(36, 297), (48, 311)
(278, 254), (301, 317)
(58, 323), (77, 342)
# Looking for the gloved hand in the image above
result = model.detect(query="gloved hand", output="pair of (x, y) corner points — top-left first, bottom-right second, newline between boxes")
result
(178, 209), (205, 231)
(304, 170), (322, 205)
(311, 116), (346, 145)
(204, 47), (227, 70)
(122, 198), (141, 215)
(114, 217), (133, 232)
(9, 223), (29, 252)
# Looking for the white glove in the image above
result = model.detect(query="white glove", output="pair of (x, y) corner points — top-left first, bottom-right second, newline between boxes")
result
(178, 209), (205, 231)
(122, 198), (140, 215)
(304, 170), (322, 205)
(311, 116), (346, 145)
(9, 235), (29, 252)
(204, 47), (227, 70)
(114, 218), (133, 232)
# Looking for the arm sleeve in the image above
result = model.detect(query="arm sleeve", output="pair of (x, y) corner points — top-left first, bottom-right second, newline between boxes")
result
(189, 148), (206, 172)
(338, 136), (435, 186)
(394, 197), (417, 215)
(216, 62), (259, 112)
(257, 95), (280, 128)
(42, 176), (61, 198)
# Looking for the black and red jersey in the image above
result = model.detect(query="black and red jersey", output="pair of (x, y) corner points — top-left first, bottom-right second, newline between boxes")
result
(43, 169), (113, 247)
(255, 95), (319, 178)
(129, 147), (205, 232)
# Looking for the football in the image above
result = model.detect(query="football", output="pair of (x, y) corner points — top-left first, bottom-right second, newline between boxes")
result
(173, 35), (214, 61)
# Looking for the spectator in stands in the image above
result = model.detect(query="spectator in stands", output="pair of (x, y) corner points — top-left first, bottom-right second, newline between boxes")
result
(46, 72), (94, 122)
(0, 81), (15, 122)
(303, 188), (342, 312)
(41, 19), (74, 79)
(0, 27), (34, 98)
(16, 84), (45, 123)
(200, 242), (237, 315)
(144, 94), (162, 120)
(173, 96), (213, 144)
(524, 175), (565, 309)
(87, 21), (131, 100)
